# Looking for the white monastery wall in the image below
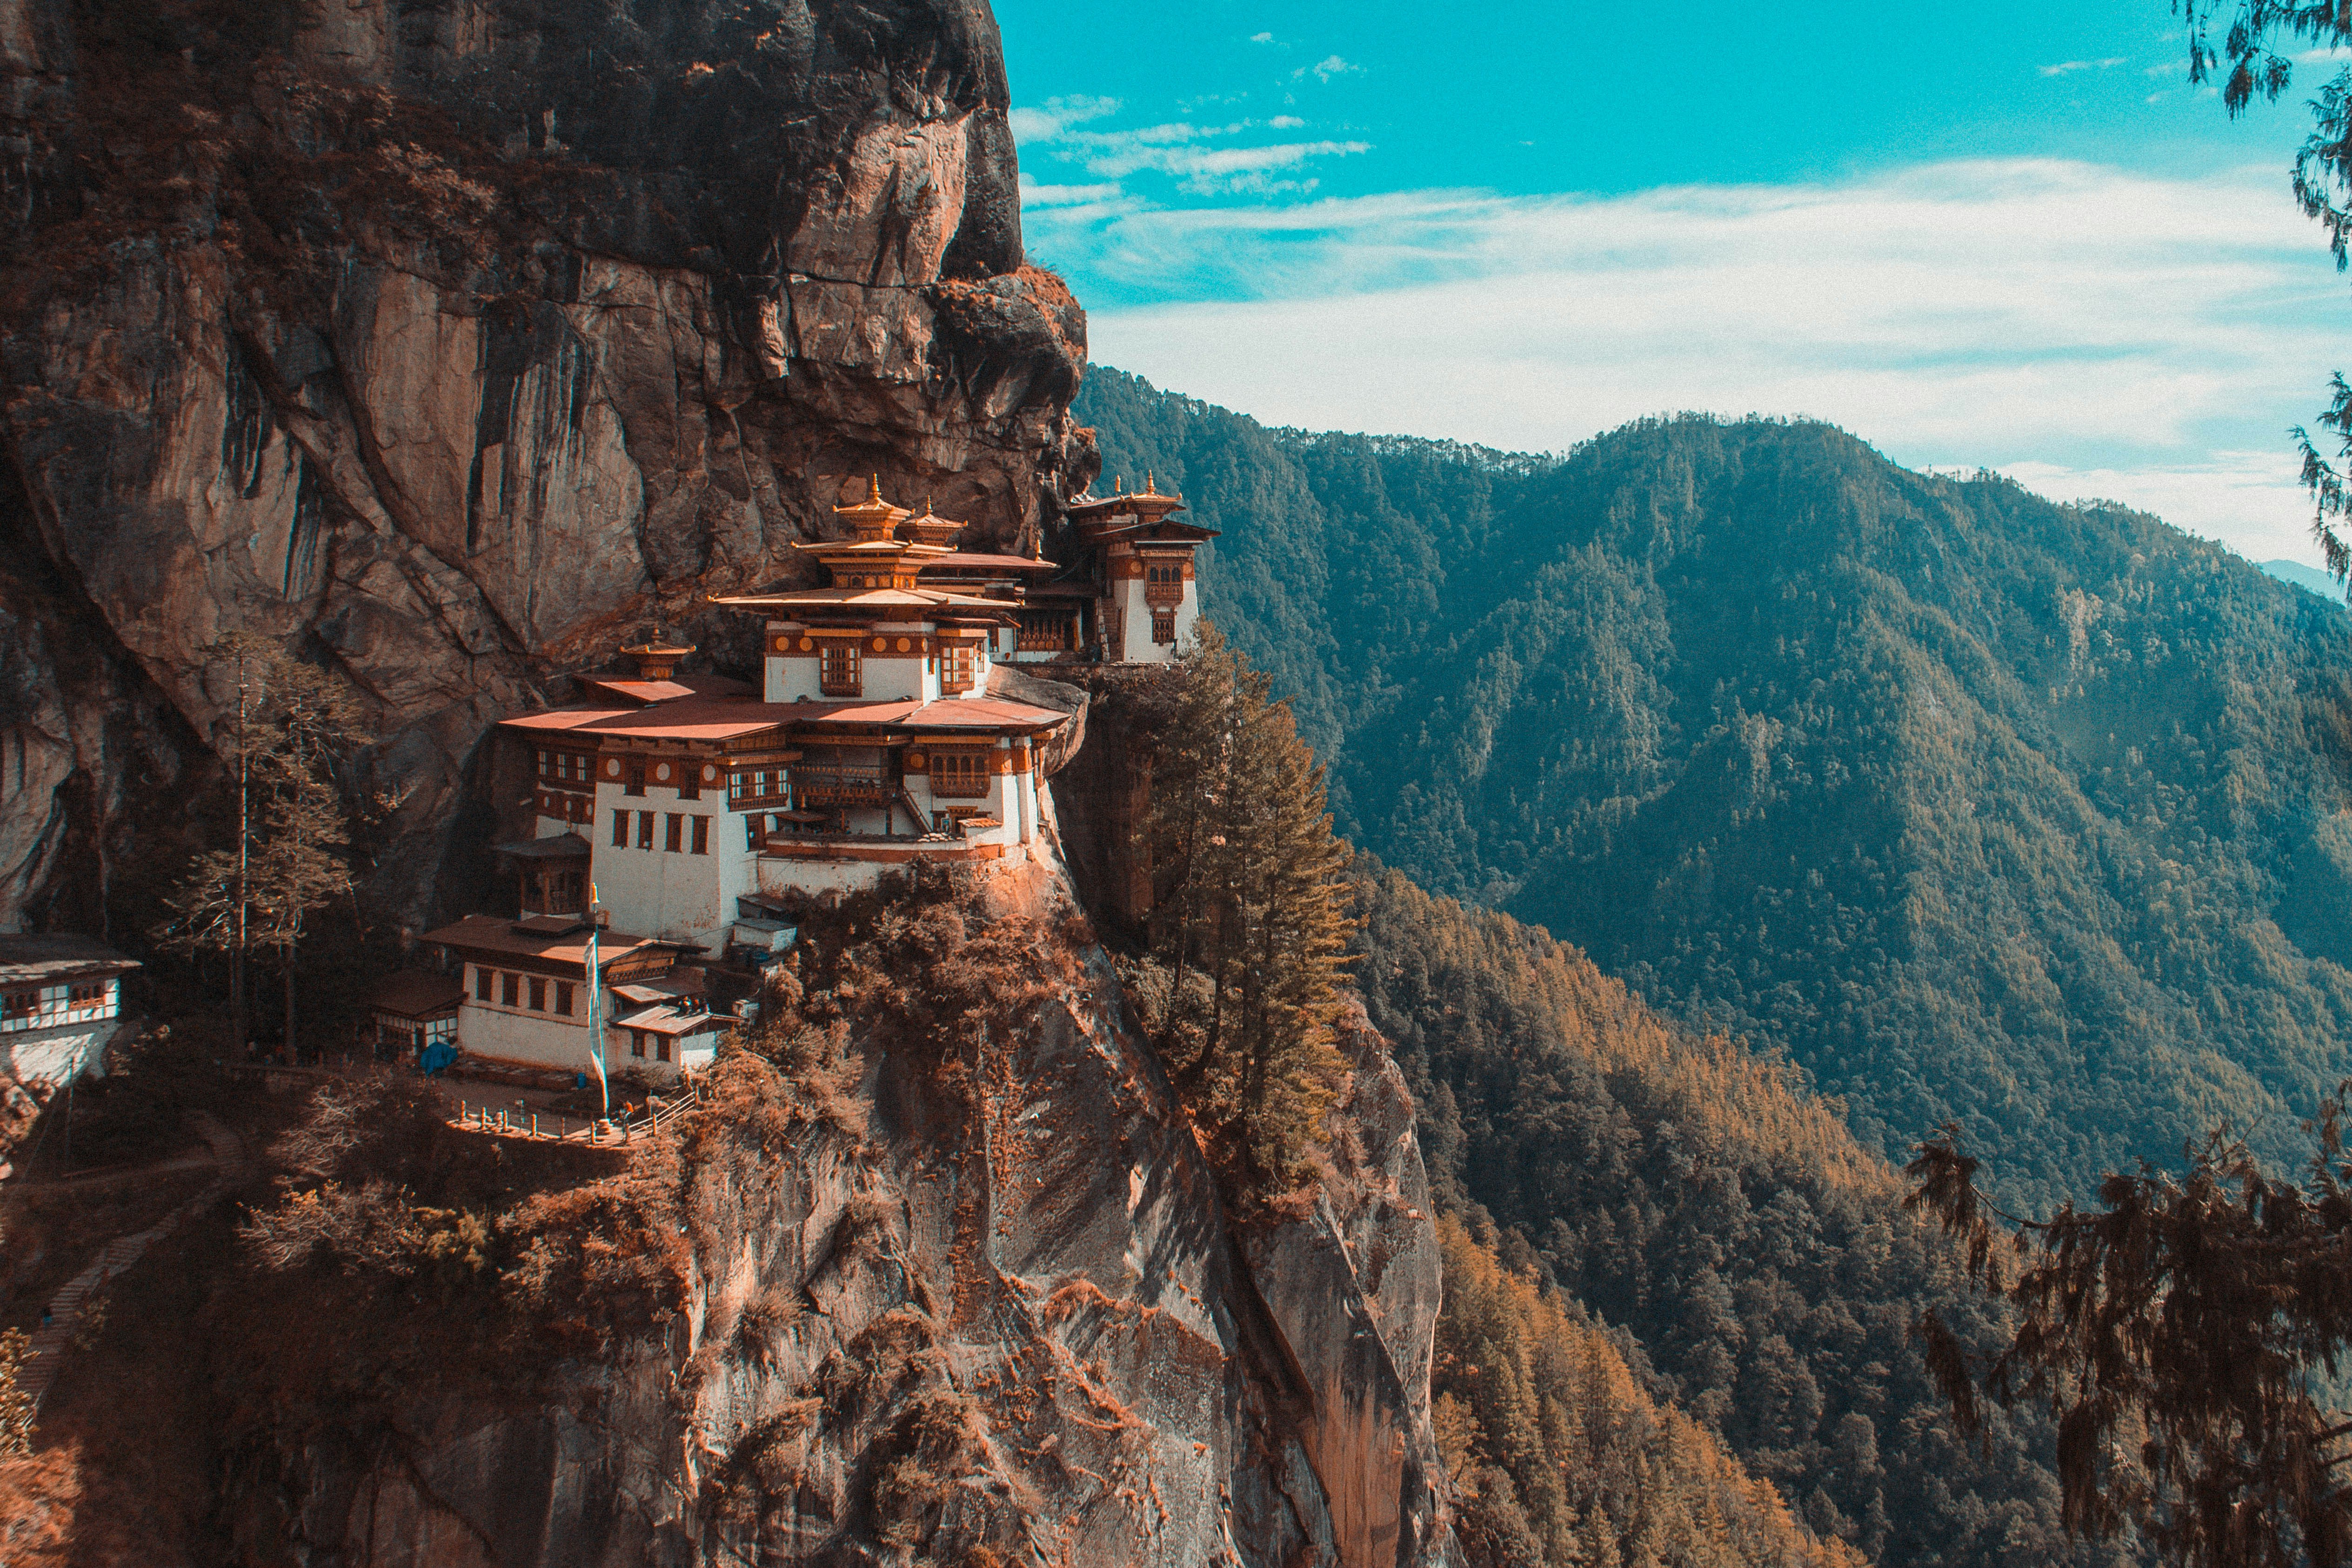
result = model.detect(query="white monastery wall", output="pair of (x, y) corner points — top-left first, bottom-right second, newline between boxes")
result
(458, 997), (594, 1073)
(2, 1019), (122, 1084)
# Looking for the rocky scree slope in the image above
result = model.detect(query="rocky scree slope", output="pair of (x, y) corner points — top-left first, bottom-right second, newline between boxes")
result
(0, 0), (1093, 932)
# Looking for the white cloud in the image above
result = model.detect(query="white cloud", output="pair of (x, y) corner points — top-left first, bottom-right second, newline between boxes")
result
(1296, 53), (1358, 82)
(1994, 455), (2319, 558)
(1015, 106), (1371, 197)
(2039, 57), (2128, 77)
(1007, 95), (1121, 143)
(1018, 174), (1125, 208)
(1249, 30), (1275, 43)
(1027, 160), (2352, 565)
(1082, 138), (1371, 187)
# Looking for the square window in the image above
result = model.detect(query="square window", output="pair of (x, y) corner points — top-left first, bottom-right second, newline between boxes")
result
(475, 967), (493, 1001)
(612, 810), (628, 848)
(555, 981), (574, 1017)
(666, 813), (683, 853)
(941, 644), (976, 692)
(637, 811), (655, 849)
(501, 972), (519, 1008)
(528, 977), (547, 1011)
(1152, 608), (1177, 644)
(692, 815), (709, 854)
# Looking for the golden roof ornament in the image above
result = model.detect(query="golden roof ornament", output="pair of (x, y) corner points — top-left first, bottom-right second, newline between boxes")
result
(834, 473), (908, 542)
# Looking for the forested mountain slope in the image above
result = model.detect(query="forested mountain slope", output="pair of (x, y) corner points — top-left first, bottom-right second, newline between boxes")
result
(1077, 367), (2352, 1205)
(1356, 869), (2126, 1568)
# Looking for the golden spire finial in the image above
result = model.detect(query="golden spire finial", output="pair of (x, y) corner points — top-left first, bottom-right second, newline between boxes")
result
(1145, 470), (1157, 495)
(1114, 474), (1123, 493)
(868, 473), (883, 503)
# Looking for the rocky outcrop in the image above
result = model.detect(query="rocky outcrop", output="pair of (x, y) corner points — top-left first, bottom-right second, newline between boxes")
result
(220, 894), (1454, 1567)
(0, 0), (1096, 931)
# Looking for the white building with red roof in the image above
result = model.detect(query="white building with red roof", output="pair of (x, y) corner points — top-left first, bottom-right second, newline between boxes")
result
(422, 483), (1088, 1079)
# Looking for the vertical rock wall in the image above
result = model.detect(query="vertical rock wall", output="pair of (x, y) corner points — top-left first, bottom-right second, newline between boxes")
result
(0, 0), (1096, 931)
(217, 902), (1455, 1568)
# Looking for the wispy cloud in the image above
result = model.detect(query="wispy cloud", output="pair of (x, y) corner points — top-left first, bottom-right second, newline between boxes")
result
(1026, 160), (2348, 563)
(1007, 95), (1120, 143)
(1296, 54), (1358, 82)
(1017, 175), (1125, 208)
(1015, 100), (1372, 197)
(2039, 56), (2129, 77)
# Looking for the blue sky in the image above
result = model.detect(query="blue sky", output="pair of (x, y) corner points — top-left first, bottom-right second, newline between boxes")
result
(994, 0), (2352, 565)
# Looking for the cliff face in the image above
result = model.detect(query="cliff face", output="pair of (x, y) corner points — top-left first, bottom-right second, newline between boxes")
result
(202, 881), (1453, 1568)
(0, 0), (1093, 932)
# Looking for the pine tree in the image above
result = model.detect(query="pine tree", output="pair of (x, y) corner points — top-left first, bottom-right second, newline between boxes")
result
(1137, 621), (1355, 1199)
(156, 637), (370, 1057)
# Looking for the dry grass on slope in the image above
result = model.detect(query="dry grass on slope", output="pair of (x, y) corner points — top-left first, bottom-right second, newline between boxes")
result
(1436, 1214), (1867, 1568)
(1359, 868), (1894, 1200)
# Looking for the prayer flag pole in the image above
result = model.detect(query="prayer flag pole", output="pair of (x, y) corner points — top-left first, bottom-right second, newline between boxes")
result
(585, 886), (609, 1118)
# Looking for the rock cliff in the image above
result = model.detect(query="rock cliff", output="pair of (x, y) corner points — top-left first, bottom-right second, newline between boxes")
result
(0, 0), (1094, 932)
(103, 873), (1454, 1567)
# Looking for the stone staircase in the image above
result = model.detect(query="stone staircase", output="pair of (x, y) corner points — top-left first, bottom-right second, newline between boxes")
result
(16, 1109), (249, 1413)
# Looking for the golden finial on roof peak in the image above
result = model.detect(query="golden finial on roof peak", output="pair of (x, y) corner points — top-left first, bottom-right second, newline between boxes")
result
(1144, 471), (1157, 495)
(1114, 474), (1123, 494)
(868, 473), (882, 503)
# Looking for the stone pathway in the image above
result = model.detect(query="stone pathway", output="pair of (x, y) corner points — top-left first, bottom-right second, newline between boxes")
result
(17, 1110), (250, 1413)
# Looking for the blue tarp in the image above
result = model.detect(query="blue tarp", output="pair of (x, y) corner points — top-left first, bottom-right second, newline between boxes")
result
(418, 1040), (458, 1077)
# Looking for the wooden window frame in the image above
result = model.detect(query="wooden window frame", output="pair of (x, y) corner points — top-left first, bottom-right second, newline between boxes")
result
(819, 644), (862, 696)
(555, 981), (574, 1017)
(528, 977), (547, 1012)
(636, 811), (655, 849)
(930, 750), (995, 799)
(476, 967), (493, 1002)
(501, 972), (519, 1008)
(941, 643), (977, 693)
(624, 762), (646, 797)
(691, 815), (709, 855)
(3, 990), (35, 1020)
(612, 810), (628, 848)
(656, 1034), (673, 1064)
(665, 813), (684, 853)
(630, 1030), (646, 1059)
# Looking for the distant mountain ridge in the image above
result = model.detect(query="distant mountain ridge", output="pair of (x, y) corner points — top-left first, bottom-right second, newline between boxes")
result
(2262, 558), (2348, 603)
(1076, 366), (2352, 1206)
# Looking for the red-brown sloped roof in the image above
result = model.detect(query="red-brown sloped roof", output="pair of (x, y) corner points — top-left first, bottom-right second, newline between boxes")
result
(500, 698), (795, 743)
(366, 970), (466, 1018)
(421, 914), (676, 967)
